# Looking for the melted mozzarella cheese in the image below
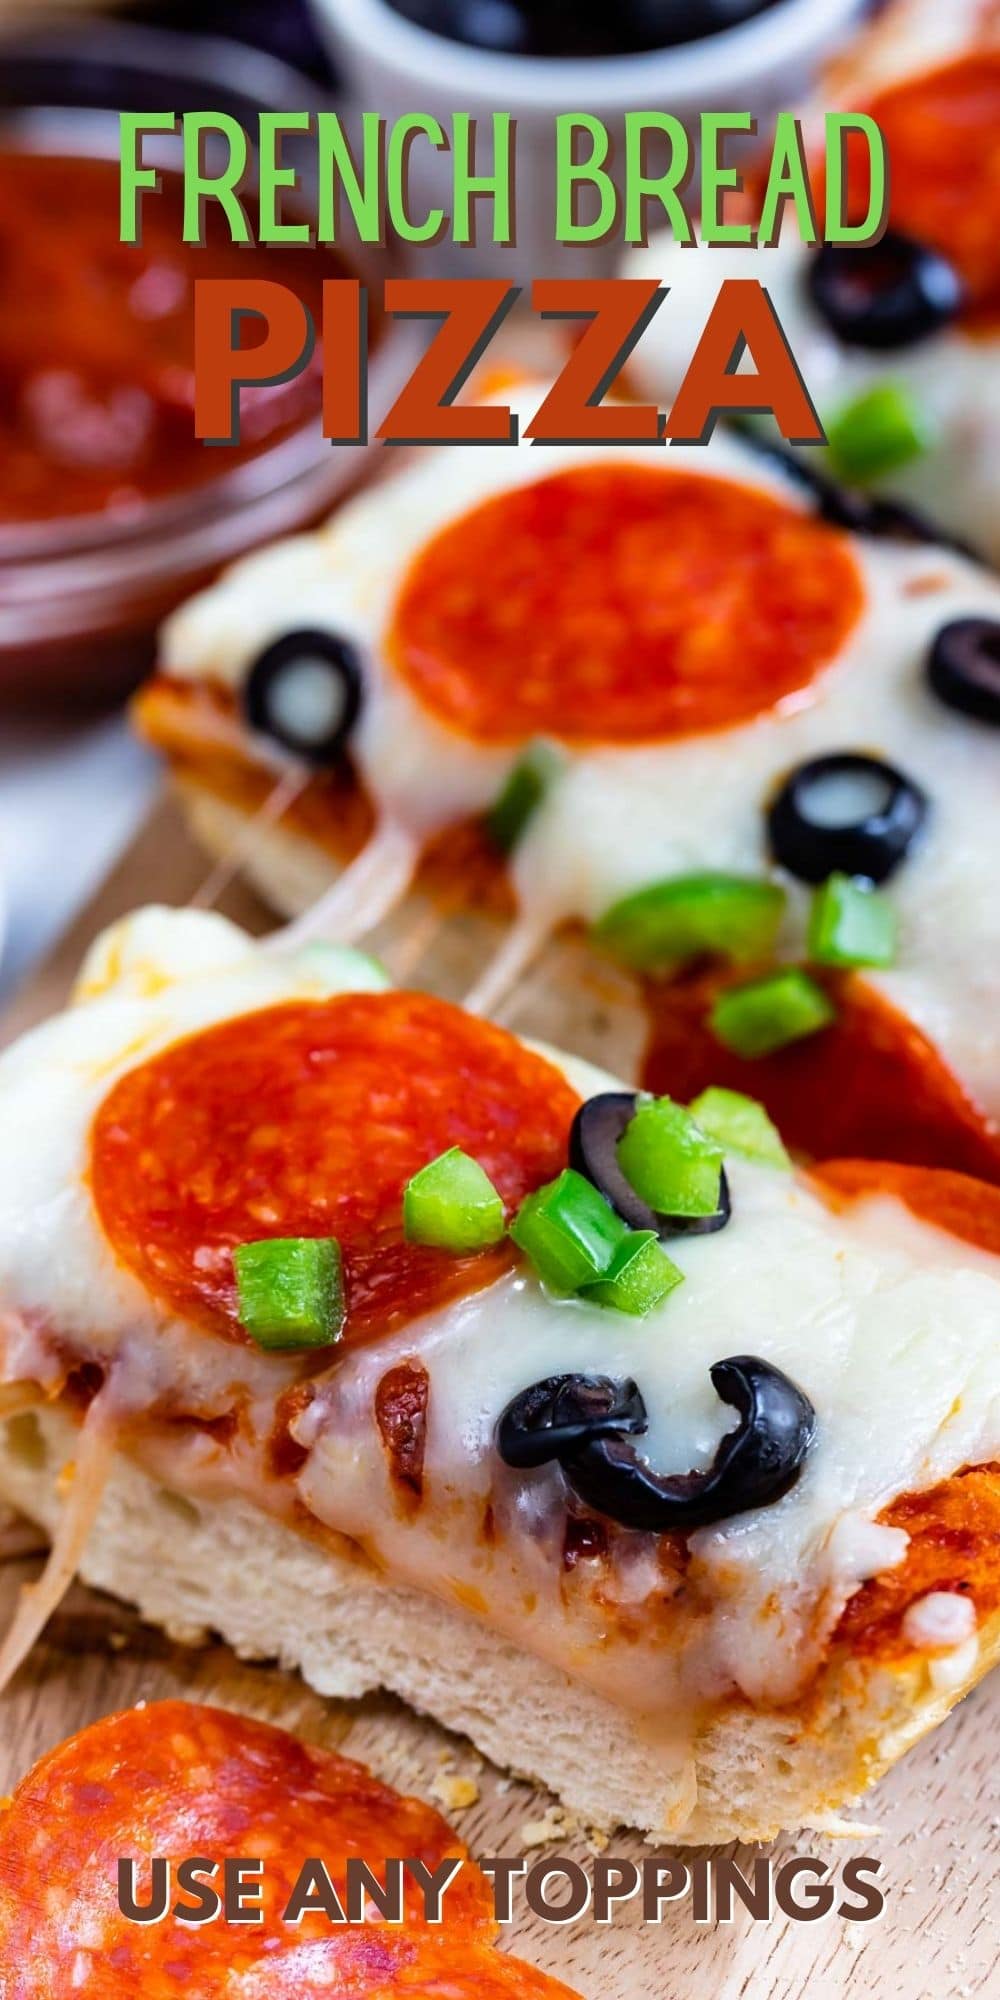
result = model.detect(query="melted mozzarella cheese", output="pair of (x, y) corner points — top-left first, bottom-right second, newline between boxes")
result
(903, 1589), (977, 1652)
(162, 397), (1000, 1121)
(0, 907), (998, 1721)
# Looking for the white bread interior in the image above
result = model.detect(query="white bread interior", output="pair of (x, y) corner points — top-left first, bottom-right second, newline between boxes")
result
(1, 1402), (994, 1844)
(178, 780), (366, 923)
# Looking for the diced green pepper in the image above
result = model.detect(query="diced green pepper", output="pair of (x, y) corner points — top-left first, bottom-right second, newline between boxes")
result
(808, 872), (897, 970)
(687, 1087), (791, 1169)
(293, 940), (391, 991)
(510, 1169), (626, 1294)
(403, 1147), (505, 1253)
(826, 383), (929, 484)
(233, 1237), (345, 1351)
(582, 1230), (684, 1317)
(709, 969), (836, 1058)
(594, 873), (785, 973)
(617, 1096), (723, 1218)
(488, 741), (563, 855)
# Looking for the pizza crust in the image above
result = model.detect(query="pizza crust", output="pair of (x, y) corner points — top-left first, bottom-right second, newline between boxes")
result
(2, 1401), (995, 1845)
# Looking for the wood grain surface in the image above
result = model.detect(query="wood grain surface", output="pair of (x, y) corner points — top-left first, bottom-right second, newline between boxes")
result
(0, 794), (997, 2000)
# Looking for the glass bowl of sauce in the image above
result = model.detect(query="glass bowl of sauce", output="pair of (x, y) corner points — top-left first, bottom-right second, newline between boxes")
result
(0, 24), (408, 708)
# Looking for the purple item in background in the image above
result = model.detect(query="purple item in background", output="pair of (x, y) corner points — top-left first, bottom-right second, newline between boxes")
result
(126, 0), (338, 81)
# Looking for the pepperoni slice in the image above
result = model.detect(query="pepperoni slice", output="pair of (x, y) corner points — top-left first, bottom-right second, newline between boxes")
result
(388, 465), (865, 746)
(853, 55), (1000, 332)
(90, 993), (580, 1349)
(0, 1701), (578, 1998)
(641, 968), (1000, 1185)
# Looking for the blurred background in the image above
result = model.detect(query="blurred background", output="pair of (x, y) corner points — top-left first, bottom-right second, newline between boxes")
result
(0, 0), (884, 995)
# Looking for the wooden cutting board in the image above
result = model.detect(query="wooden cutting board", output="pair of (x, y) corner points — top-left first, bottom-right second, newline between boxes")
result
(0, 794), (996, 2000)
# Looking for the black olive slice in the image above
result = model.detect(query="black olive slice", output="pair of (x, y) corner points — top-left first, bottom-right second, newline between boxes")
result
(244, 630), (364, 764)
(733, 427), (981, 562)
(767, 752), (928, 886)
(568, 1092), (731, 1239)
(563, 1357), (815, 1531)
(806, 233), (965, 351)
(496, 1374), (648, 1471)
(927, 618), (1000, 727)
(569, 1094), (654, 1231)
(496, 1358), (815, 1532)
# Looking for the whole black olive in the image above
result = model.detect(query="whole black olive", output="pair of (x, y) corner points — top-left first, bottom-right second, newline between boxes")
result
(496, 1374), (648, 1471)
(244, 630), (364, 764)
(806, 233), (965, 351)
(496, 1358), (815, 1532)
(767, 752), (928, 886)
(927, 618), (1000, 727)
(568, 1093), (731, 1239)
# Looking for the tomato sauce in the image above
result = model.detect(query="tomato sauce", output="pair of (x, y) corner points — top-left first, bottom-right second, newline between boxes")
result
(834, 1464), (1000, 1664)
(0, 150), (350, 526)
(848, 53), (1000, 332)
(389, 464), (865, 746)
(641, 967), (1000, 1184)
(90, 992), (580, 1348)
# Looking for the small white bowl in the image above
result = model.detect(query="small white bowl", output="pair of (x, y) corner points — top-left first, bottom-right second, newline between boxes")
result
(314, 0), (865, 278)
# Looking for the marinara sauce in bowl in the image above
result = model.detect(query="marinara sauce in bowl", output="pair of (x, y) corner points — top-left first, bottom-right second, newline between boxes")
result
(0, 26), (404, 706)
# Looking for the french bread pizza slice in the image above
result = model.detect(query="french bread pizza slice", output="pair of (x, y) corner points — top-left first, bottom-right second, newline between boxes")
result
(0, 907), (997, 1841)
(135, 393), (1000, 1178)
